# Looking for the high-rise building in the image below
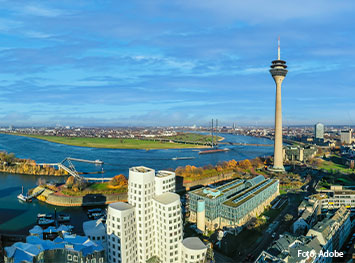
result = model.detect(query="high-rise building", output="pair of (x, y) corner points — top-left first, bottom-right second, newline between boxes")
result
(128, 167), (155, 262)
(340, 129), (352, 144)
(107, 203), (137, 263)
(269, 37), (288, 172)
(314, 122), (324, 139)
(153, 192), (182, 262)
(106, 166), (207, 263)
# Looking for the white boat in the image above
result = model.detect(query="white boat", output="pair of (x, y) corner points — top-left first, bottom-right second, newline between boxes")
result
(17, 193), (28, 202)
(17, 186), (31, 202)
(37, 213), (46, 218)
(172, 157), (196, 160)
(38, 218), (55, 226)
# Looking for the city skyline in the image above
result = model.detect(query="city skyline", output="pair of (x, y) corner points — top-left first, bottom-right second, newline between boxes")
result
(1, 1), (355, 126)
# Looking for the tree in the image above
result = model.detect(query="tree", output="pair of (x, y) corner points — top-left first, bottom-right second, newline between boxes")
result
(65, 176), (75, 189)
(238, 159), (252, 170)
(109, 174), (128, 187)
(227, 160), (237, 169)
(284, 213), (293, 222)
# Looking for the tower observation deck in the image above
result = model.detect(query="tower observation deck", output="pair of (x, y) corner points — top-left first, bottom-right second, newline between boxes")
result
(269, 37), (287, 172)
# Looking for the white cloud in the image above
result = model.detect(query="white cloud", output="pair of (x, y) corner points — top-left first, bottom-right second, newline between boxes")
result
(25, 31), (53, 39)
(22, 5), (64, 17)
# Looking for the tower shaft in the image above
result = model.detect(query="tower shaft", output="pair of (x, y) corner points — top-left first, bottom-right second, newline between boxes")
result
(273, 76), (285, 170)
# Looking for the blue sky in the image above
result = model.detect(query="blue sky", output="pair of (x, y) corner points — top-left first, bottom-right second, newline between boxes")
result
(0, 0), (354, 127)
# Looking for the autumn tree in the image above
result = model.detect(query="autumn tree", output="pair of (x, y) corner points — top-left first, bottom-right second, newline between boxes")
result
(109, 174), (128, 187)
(227, 160), (237, 169)
(65, 176), (75, 189)
(238, 159), (252, 170)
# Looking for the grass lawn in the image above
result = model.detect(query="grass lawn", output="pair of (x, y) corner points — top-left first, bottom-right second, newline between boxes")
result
(167, 133), (223, 142)
(9, 133), (208, 149)
(320, 160), (351, 173)
(317, 155), (355, 186)
(320, 155), (354, 174)
(87, 182), (111, 191)
(60, 182), (127, 196)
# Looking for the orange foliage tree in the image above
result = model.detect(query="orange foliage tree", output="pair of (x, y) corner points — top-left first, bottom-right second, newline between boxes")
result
(109, 174), (128, 187)
(65, 176), (75, 189)
(238, 159), (252, 170)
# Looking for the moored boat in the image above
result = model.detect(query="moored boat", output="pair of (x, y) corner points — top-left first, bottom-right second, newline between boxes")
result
(172, 157), (196, 160)
(37, 213), (46, 218)
(17, 186), (31, 202)
(17, 193), (29, 202)
(57, 213), (70, 222)
(38, 217), (55, 226)
(198, 148), (230, 154)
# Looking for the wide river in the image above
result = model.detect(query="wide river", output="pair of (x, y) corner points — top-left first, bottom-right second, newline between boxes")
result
(0, 133), (273, 235)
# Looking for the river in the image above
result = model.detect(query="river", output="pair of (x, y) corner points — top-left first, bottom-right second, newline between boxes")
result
(0, 133), (273, 235)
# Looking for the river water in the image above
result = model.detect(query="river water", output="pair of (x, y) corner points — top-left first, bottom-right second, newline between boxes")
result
(0, 133), (273, 234)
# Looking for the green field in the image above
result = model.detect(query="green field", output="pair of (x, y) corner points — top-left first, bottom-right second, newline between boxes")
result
(166, 133), (224, 143)
(60, 182), (127, 196)
(9, 133), (211, 149)
(320, 155), (354, 174)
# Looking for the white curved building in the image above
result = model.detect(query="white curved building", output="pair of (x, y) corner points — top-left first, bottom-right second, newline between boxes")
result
(107, 202), (137, 263)
(128, 166), (156, 262)
(107, 166), (207, 263)
(153, 192), (183, 262)
(180, 237), (207, 263)
(155, 170), (176, 195)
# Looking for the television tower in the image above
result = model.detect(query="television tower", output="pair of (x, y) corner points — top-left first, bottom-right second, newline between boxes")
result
(270, 37), (287, 172)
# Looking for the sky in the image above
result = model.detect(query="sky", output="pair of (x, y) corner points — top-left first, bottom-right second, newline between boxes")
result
(0, 0), (355, 127)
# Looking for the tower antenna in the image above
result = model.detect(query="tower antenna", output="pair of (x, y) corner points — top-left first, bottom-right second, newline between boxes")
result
(278, 36), (280, 60)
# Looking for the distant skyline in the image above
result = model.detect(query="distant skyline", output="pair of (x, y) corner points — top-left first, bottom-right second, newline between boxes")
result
(0, 0), (355, 126)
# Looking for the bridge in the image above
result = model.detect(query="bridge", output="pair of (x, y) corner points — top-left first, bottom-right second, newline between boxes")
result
(39, 157), (105, 181)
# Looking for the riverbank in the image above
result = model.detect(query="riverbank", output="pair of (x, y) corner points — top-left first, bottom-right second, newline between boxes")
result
(0, 152), (67, 176)
(32, 174), (128, 207)
(4, 133), (215, 150)
(33, 185), (128, 207)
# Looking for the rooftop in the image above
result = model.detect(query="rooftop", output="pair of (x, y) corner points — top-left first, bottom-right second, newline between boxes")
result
(190, 178), (244, 199)
(182, 237), (207, 250)
(223, 179), (277, 208)
(109, 202), (135, 211)
(307, 206), (350, 244)
(153, 192), (180, 205)
(259, 233), (322, 263)
(130, 166), (154, 173)
(83, 219), (106, 236)
(156, 170), (175, 178)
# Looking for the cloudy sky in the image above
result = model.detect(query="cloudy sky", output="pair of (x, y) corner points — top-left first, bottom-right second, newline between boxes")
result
(0, 0), (354, 127)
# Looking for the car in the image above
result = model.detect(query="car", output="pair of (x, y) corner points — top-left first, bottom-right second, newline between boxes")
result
(272, 232), (277, 239)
